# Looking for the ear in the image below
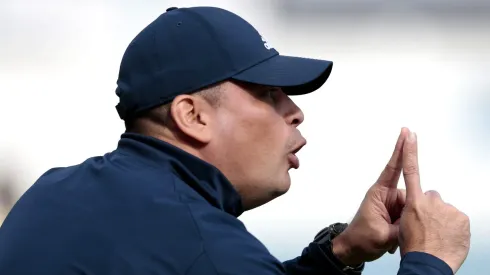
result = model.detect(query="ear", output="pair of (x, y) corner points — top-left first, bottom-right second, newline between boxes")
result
(169, 94), (213, 144)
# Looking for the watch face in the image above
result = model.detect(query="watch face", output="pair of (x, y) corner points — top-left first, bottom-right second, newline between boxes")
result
(332, 223), (348, 235)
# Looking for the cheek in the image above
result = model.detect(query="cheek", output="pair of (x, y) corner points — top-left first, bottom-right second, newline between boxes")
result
(231, 117), (287, 166)
(212, 107), (290, 175)
(216, 109), (284, 146)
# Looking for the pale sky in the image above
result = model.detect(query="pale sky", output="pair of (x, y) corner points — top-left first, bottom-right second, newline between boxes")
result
(1, 0), (489, 250)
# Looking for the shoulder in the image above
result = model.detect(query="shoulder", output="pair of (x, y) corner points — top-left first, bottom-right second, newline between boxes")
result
(0, 156), (208, 274)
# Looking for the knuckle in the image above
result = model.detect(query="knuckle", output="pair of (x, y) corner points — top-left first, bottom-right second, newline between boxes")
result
(385, 164), (402, 174)
(403, 164), (419, 176)
(365, 186), (377, 199)
(374, 230), (388, 243)
(448, 205), (471, 224)
(445, 202), (455, 210)
(425, 190), (440, 198)
(461, 212), (471, 225)
(408, 199), (424, 213)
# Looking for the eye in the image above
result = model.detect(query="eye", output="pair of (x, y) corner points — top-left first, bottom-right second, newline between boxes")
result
(261, 88), (279, 104)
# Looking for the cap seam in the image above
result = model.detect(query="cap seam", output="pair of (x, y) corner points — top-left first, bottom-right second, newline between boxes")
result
(181, 8), (236, 72)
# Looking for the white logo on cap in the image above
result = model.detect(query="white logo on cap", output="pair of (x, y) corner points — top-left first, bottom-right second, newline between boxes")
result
(261, 36), (272, 50)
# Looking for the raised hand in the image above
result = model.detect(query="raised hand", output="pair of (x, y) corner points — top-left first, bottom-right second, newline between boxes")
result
(332, 128), (409, 265)
(398, 130), (471, 274)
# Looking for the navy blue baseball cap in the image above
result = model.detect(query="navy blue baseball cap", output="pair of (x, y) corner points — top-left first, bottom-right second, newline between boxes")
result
(115, 6), (333, 120)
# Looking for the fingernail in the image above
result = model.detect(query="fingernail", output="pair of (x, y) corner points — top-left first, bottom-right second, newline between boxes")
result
(408, 131), (417, 142)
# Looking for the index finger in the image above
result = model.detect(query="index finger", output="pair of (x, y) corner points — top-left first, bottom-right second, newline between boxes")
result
(376, 128), (408, 187)
(403, 131), (423, 201)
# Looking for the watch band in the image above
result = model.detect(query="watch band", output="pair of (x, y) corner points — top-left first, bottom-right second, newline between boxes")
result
(314, 223), (365, 274)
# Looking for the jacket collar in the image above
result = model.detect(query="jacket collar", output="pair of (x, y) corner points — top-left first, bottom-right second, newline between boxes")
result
(116, 133), (244, 217)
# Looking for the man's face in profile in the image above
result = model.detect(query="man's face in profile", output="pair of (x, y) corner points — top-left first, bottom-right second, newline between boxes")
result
(204, 81), (307, 209)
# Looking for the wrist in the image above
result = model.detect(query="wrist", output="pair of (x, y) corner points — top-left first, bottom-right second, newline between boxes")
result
(332, 232), (363, 267)
(314, 223), (365, 274)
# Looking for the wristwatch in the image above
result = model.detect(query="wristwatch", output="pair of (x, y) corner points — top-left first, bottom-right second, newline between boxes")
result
(314, 223), (365, 274)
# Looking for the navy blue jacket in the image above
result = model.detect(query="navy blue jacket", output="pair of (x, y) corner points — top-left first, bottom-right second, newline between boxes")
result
(0, 134), (453, 275)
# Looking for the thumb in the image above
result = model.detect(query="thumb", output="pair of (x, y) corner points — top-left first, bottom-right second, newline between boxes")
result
(387, 223), (399, 253)
(388, 219), (401, 254)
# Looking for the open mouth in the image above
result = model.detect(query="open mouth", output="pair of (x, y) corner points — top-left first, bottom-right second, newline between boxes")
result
(288, 139), (306, 169)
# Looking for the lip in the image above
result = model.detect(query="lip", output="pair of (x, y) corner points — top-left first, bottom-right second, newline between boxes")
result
(291, 139), (307, 155)
(288, 153), (300, 169)
(288, 138), (306, 169)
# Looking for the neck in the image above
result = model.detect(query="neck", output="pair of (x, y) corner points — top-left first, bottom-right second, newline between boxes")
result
(116, 133), (244, 217)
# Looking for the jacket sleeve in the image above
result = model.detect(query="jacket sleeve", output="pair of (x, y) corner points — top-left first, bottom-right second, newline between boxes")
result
(186, 234), (453, 275)
(397, 252), (453, 275)
(283, 247), (454, 275)
(185, 239), (354, 275)
(282, 242), (363, 275)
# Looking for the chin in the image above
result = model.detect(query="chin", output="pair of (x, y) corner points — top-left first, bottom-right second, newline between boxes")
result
(272, 178), (292, 198)
(246, 188), (290, 211)
(241, 175), (292, 210)
(270, 188), (289, 200)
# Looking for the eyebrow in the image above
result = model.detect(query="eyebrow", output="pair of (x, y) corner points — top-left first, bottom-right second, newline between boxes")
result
(257, 85), (280, 92)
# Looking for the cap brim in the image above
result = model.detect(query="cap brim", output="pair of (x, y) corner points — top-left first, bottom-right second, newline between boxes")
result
(231, 55), (333, 95)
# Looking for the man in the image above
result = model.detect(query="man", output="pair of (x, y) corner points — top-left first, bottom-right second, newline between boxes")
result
(0, 6), (470, 275)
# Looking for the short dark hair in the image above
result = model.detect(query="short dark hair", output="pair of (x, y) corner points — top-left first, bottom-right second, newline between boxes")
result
(124, 85), (223, 133)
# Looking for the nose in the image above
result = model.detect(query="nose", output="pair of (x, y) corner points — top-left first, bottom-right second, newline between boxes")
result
(285, 99), (304, 127)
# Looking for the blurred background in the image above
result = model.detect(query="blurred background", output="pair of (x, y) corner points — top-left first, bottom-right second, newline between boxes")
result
(1, 0), (489, 274)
